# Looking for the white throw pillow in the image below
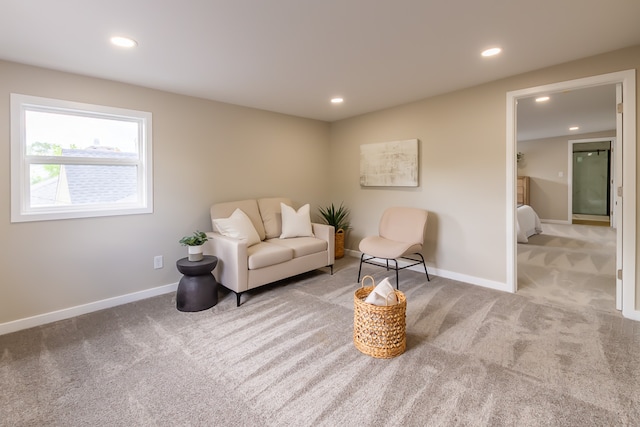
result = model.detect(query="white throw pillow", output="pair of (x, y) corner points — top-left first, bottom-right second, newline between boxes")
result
(280, 203), (314, 238)
(212, 208), (261, 246)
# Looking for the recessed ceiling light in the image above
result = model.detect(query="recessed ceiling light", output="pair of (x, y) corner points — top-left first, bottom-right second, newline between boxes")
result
(110, 36), (137, 48)
(535, 96), (550, 102)
(481, 47), (501, 57)
(331, 97), (344, 104)
(569, 126), (580, 131)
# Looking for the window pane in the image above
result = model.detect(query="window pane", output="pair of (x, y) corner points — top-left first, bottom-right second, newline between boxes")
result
(30, 164), (139, 207)
(12, 93), (152, 222)
(26, 110), (139, 156)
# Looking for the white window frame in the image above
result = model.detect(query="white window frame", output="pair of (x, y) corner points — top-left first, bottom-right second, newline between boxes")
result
(10, 94), (153, 222)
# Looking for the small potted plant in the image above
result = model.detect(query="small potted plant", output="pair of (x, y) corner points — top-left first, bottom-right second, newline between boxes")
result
(318, 202), (351, 259)
(179, 231), (209, 262)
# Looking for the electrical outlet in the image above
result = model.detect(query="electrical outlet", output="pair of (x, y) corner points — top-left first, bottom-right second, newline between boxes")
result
(154, 255), (163, 269)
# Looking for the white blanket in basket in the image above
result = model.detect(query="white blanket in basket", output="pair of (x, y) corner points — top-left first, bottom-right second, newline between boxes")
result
(365, 278), (398, 306)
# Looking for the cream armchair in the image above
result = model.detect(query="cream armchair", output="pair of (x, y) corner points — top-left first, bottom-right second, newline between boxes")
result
(357, 207), (430, 289)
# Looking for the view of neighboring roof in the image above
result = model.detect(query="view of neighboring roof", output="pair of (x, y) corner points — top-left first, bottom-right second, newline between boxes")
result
(30, 147), (138, 207)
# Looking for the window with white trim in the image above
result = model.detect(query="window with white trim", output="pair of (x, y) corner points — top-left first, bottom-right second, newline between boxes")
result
(10, 94), (153, 222)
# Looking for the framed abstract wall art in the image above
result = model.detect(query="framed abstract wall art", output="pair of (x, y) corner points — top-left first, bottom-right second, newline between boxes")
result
(359, 139), (419, 187)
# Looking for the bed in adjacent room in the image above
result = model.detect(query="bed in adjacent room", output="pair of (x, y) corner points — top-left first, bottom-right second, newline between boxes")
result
(517, 204), (542, 243)
(516, 175), (542, 243)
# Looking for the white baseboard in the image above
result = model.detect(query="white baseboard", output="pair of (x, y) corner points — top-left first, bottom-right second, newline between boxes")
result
(345, 250), (640, 322)
(428, 267), (508, 292)
(345, 250), (509, 292)
(4, 251), (639, 335)
(0, 282), (178, 336)
(623, 308), (640, 321)
(541, 219), (571, 225)
(346, 250), (640, 320)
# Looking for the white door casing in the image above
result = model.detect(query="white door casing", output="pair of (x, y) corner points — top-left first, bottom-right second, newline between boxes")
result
(506, 70), (637, 320)
(615, 83), (623, 311)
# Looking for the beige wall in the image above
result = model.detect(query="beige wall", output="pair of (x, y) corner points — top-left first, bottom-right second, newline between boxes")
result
(330, 83), (509, 284)
(0, 60), (330, 325)
(2, 44), (639, 327)
(329, 45), (639, 304)
(518, 130), (615, 221)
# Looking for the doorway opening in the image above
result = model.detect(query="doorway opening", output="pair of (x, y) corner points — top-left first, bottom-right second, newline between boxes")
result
(506, 70), (637, 319)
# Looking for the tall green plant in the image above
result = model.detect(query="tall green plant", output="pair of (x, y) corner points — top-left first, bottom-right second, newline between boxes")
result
(318, 203), (351, 231)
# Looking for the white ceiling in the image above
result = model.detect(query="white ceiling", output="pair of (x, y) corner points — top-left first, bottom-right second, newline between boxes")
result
(1, 0), (639, 124)
(517, 84), (617, 142)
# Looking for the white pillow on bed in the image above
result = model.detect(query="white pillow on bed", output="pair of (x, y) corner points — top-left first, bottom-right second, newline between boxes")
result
(280, 203), (314, 238)
(212, 208), (261, 246)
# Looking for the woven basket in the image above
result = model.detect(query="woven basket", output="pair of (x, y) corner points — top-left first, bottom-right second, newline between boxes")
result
(353, 276), (407, 358)
(335, 228), (345, 259)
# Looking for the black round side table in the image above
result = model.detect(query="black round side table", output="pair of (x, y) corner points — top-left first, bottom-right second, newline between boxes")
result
(176, 255), (218, 312)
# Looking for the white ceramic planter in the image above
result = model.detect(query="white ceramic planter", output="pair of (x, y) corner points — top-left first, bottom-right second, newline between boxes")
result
(188, 244), (204, 262)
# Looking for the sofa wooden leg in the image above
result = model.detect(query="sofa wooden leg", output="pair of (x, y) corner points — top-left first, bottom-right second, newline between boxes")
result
(236, 292), (242, 307)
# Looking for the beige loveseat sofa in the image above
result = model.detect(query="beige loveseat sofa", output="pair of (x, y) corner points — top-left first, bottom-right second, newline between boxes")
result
(204, 197), (335, 306)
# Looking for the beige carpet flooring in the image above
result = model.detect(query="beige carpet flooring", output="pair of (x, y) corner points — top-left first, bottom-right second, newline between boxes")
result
(517, 222), (617, 314)
(1, 255), (639, 426)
